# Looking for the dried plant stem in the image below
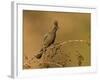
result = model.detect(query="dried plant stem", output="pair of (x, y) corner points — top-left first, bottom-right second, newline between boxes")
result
(41, 61), (63, 67)
(24, 39), (88, 68)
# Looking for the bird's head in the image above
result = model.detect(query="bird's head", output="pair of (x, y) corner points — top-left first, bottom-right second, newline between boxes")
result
(50, 20), (59, 33)
(54, 20), (59, 30)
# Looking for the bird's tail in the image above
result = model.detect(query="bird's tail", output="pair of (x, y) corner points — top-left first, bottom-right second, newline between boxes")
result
(35, 52), (43, 59)
(35, 48), (46, 59)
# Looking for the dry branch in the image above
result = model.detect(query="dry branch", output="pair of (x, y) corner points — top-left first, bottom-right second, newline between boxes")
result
(24, 40), (88, 68)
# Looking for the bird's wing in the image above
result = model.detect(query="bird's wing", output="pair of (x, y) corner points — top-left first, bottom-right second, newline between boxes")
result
(43, 33), (48, 42)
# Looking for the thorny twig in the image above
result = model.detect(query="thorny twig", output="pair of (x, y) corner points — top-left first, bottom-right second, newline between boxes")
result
(24, 40), (89, 68)
(76, 51), (84, 66)
(40, 61), (63, 67)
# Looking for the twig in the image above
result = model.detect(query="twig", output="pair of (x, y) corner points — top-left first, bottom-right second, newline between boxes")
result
(41, 61), (63, 67)
(24, 39), (89, 69)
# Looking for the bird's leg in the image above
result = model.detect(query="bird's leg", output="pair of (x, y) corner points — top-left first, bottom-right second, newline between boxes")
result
(57, 46), (62, 54)
(50, 45), (57, 58)
(50, 44), (55, 57)
(41, 47), (47, 60)
(42, 48), (47, 56)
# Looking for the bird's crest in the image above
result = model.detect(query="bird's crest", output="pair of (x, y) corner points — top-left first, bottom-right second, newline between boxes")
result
(54, 21), (58, 27)
(49, 20), (59, 32)
(54, 20), (59, 29)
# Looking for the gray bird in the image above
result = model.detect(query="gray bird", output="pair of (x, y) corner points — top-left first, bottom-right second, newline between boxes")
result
(35, 21), (59, 59)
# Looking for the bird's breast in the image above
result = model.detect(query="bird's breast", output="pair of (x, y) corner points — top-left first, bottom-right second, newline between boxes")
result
(43, 32), (56, 48)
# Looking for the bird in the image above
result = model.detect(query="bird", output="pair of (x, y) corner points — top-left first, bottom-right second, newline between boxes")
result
(35, 21), (59, 59)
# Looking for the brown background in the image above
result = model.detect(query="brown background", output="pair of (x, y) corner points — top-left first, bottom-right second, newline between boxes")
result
(23, 10), (91, 69)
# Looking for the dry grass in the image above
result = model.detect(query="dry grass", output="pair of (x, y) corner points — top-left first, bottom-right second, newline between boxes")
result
(23, 40), (89, 69)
